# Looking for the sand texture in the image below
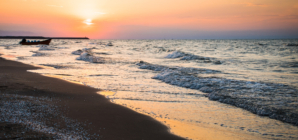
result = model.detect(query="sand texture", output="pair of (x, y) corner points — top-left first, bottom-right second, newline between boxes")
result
(0, 57), (185, 140)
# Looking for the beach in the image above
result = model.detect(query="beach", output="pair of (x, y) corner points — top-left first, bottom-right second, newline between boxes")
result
(0, 53), (273, 140)
(0, 57), (185, 139)
(2, 0), (298, 138)
(1, 39), (298, 140)
(0, 58), (267, 140)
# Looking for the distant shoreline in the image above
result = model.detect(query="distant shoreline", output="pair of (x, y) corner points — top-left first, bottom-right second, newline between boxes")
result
(0, 36), (89, 39)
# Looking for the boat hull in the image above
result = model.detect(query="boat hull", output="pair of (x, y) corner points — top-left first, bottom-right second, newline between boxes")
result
(20, 39), (51, 45)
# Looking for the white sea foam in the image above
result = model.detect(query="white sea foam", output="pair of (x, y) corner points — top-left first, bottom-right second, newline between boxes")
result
(75, 51), (105, 63)
(165, 51), (222, 64)
(165, 51), (185, 58)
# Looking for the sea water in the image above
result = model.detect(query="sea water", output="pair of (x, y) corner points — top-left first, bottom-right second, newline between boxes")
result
(1, 39), (298, 139)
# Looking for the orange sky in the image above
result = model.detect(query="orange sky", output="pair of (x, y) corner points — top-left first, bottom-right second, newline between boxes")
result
(0, 0), (298, 39)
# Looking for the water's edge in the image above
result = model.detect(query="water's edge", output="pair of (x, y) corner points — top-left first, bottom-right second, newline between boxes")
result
(136, 61), (298, 126)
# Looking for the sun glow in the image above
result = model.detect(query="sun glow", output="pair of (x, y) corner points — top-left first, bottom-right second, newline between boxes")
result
(83, 19), (93, 25)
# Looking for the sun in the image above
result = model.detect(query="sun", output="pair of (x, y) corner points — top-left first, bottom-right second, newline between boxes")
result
(83, 19), (93, 25)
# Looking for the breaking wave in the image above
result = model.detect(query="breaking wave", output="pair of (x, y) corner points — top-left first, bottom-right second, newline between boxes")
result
(72, 48), (105, 63)
(165, 51), (222, 64)
(137, 61), (298, 126)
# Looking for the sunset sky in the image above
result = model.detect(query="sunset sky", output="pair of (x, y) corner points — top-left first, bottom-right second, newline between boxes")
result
(1, 0), (298, 39)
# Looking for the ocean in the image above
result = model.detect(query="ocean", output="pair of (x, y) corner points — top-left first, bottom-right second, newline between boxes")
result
(1, 39), (298, 139)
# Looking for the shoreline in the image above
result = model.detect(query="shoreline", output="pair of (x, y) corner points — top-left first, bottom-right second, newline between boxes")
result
(1, 54), (297, 140)
(0, 56), (288, 140)
(0, 57), (185, 140)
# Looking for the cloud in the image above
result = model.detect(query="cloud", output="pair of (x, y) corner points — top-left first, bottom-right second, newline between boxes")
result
(283, 14), (298, 19)
(47, 5), (63, 8)
(245, 3), (269, 7)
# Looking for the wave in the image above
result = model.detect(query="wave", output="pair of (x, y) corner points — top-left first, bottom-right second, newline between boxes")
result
(165, 51), (222, 64)
(137, 61), (298, 126)
(76, 52), (105, 63)
(287, 43), (298, 46)
(71, 48), (93, 55)
(72, 48), (105, 63)
(137, 61), (221, 74)
(39, 64), (71, 69)
(38, 45), (54, 51)
(71, 49), (83, 55)
(31, 51), (47, 57)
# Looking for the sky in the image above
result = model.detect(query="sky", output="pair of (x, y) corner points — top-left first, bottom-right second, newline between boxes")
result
(0, 0), (298, 39)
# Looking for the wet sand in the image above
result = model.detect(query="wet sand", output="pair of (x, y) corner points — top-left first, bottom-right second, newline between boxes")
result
(0, 57), (185, 140)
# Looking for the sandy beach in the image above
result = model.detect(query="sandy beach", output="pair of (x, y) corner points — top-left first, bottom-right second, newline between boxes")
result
(0, 56), (186, 140)
(2, 39), (298, 140)
(1, 0), (298, 139)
